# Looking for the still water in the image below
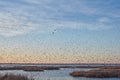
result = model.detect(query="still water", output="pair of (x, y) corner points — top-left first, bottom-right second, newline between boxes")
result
(0, 64), (120, 80)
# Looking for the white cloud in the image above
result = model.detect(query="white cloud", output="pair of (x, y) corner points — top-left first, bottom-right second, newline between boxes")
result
(0, 12), (36, 37)
(97, 17), (111, 23)
(33, 20), (112, 33)
(0, 0), (118, 37)
(23, 0), (53, 4)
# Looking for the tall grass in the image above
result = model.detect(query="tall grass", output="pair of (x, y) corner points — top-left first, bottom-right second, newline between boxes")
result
(70, 69), (120, 78)
(0, 74), (34, 80)
(0, 66), (59, 71)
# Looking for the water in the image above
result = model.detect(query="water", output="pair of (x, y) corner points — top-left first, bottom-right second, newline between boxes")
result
(0, 63), (120, 67)
(0, 64), (120, 80)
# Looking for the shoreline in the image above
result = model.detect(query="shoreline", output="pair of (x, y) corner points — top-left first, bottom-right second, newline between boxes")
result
(70, 67), (120, 78)
(0, 65), (120, 71)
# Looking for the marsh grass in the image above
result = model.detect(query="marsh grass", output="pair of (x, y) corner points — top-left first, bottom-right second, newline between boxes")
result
(0, 66), (59, 72)
(70, 69), (120, 78)
(0, 74), (34, 80)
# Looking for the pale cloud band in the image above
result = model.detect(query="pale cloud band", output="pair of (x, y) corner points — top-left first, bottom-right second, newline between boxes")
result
(0, 0), (119, 37)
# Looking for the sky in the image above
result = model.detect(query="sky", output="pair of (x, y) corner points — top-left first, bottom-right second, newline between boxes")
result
(0, 0), (120, 64)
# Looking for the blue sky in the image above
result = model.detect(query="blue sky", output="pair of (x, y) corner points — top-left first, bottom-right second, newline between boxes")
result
(0, 0), (120, 63)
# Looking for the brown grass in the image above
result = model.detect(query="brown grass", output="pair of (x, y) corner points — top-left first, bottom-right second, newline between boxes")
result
(0, 66), (60, 72)
(0, 65), (120, 72)
(0, 74), (34, 80)
(70, 68), (120, 78)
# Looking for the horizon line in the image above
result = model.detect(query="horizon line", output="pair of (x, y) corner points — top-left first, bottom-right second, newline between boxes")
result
(0, 63), (120, 65)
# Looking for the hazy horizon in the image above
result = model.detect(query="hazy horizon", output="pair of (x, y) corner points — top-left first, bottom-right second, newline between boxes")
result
(0, 0), (120, 64)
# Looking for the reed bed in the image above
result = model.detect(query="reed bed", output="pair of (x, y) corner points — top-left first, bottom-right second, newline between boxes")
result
(0, 74), (34, 80)
(70, 68), (120, 78)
